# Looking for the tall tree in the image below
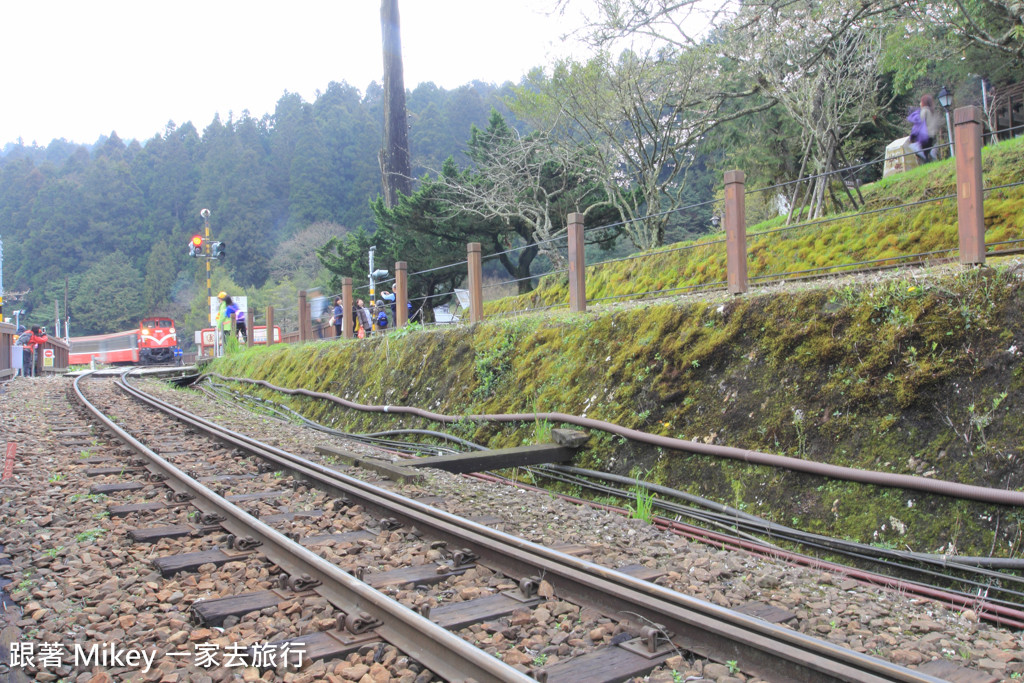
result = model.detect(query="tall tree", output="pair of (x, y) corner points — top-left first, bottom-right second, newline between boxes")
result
(69, 252), (147, 334)
(736, 15), (892, 218)
(381, 0), (413, 206)
(515, 49), (765, 250)
(437, 110), (601, 268)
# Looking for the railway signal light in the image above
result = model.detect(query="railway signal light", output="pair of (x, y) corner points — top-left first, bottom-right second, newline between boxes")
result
(189, 234), (204, 257)
(211, 241), (226, 259)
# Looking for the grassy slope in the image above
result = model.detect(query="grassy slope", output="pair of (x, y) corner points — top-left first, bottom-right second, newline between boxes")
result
(210, 137), (1024, 559)
(484, 136), (1024, 314)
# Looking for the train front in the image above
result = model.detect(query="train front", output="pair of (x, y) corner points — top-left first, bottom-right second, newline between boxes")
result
(139, 317), (180, 364)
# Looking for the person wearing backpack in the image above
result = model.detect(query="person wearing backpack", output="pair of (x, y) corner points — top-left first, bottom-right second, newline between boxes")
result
(15, 329), (32, 376)
(26, 326), (48, 377)
(375, 301), (389, 333)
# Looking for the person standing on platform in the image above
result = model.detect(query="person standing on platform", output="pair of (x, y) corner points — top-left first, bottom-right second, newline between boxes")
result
(355, 299), (372, 338)
(216, 292), (232, 348)
(375, 301), (389, 333)
(332, 298), (344, 338)
(27, 326), (48, 377)
(224, 296), (244, 343)
(234, 305), (247, 342)
(919, 94), (942, 162)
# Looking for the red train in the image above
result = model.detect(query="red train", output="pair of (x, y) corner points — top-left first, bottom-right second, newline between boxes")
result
(69, 317), (181, 366)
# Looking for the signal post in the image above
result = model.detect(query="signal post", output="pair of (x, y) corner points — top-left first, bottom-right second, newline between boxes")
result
(190, 209), (228, 357)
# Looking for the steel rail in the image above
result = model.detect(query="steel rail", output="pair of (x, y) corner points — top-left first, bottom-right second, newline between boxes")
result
(117, 373), (946, 683)
(72, 372), (533, 683)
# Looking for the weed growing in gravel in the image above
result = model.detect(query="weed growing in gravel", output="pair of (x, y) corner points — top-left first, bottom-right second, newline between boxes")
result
(533, 418), (552, 444)
(43, 547), (63, 559)
(68, 493), (105, 505)
(626, 468), (657, 523)
(93, 511), (109, 520)
(727, 661), (740, 674)
(79, 450), (93, 459)
(75, 529), (105, 543)
(48, 473), (66, 482)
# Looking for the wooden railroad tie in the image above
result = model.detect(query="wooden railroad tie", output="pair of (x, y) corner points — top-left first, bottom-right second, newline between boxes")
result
(316, 428), (590, 480)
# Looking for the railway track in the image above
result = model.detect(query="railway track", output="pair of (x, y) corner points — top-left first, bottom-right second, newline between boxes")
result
(58, 370), (954, 683)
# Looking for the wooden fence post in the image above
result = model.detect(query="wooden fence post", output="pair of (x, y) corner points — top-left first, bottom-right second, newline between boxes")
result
(266, 306), (275, 346)
(467, 243), (483, 324)
(342, 278), (354, 339)
(954, 106), (985, 265)
(245, 307), (253, 348)
(395, 262), (408, 327)
(568, 212), (587, 313)
(298, 290), (308, 342)
(724, 170), (749, 295)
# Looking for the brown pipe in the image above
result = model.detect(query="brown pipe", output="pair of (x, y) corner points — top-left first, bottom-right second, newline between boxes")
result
(209, 373), (1024, 506)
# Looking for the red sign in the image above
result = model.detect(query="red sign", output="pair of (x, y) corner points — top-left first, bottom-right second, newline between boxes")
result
(3, 442), (16, 480)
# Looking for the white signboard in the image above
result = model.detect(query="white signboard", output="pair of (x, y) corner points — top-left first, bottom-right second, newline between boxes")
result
(252, 326), (280, 343)
(209, 295), (248, 326)
(454, 288), (471, 311)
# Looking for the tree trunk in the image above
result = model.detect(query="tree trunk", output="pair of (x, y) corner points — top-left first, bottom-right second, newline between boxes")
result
(380, 0), (412, 208)
(495, 241), (539, 294)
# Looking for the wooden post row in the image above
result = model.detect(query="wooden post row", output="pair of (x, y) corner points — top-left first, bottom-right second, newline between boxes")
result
(724, 170), (748, 295)
(567, 213), (586, 313)
(297, 290), (308, 343)
(954, 106), (985, 265)
(342, 278), (354, 339)
(395, 262), (408, 327)
(467, 243), (483, 324)
(245, 307), (253, 348)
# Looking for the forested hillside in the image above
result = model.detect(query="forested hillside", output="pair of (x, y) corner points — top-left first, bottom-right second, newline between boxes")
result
(0, 80), (518, 335)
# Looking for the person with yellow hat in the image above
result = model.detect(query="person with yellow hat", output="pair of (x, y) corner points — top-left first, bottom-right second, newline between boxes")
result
(215, 292), (231, 350)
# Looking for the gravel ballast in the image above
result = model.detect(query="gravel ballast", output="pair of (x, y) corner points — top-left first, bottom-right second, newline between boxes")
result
(1, 375), (1022, 682)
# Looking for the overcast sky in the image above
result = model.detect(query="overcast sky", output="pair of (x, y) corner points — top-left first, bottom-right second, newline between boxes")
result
(0, 1), (593, 148)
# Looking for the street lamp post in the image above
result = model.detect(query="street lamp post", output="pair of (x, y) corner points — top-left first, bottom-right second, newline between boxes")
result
(938, 86), (955, 158)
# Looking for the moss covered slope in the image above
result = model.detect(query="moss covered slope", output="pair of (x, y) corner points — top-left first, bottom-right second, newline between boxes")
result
(213, 261), (1024, 559)
(484, 136), (1024, 316)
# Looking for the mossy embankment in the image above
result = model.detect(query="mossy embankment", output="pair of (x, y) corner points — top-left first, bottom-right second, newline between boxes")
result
(484, 135), (1024, 316)
(211, 262), (1024, 559)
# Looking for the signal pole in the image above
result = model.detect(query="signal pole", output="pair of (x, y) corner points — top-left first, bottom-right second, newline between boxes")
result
(200, 208), (220, 358)
(201, 209), (212, 312)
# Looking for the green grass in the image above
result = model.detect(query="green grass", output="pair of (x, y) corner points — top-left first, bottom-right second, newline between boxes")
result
(483, 136), (1024, 316)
